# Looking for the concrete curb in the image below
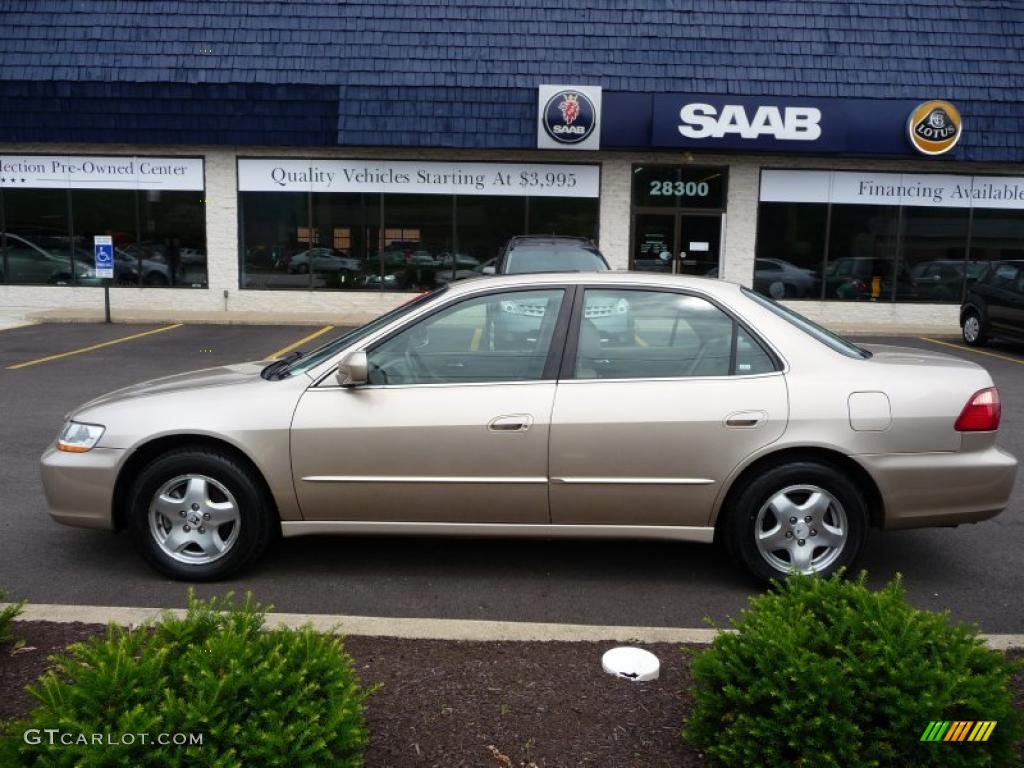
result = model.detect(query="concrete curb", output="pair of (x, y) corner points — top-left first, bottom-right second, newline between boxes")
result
(7, 603), (1024, 648)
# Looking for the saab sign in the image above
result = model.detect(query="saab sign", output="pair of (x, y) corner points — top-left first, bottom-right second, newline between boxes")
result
(636, 95), (958, 155)
(677, 103), (821, 142)
(537, 85), (602, 151)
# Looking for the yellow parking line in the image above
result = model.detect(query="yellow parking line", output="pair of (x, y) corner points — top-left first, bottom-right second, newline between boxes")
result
(919, 336), (1024, 366)
(6, 324), (184, 370)
(266, 325), (334, 360)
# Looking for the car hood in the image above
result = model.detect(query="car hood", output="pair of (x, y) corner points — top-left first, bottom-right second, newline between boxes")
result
(71, 361), (268, 414)
(859, 343), (983, 370)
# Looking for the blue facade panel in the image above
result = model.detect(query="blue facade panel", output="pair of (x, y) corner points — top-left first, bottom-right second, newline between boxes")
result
(0, 1), (1022, 160)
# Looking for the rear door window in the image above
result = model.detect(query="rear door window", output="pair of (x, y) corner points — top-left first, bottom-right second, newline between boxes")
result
(572, 289), (775, 380)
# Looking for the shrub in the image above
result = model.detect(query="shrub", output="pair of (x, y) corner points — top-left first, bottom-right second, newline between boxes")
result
(1, 592), (372, 767)
(0, 589), (25, 644)
(685, 573), (1021, 768)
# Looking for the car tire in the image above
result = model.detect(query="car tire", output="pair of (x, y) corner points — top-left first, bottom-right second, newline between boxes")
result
(723, 460), (867, 583)
(127, 448), (276, 581)
(961, 310), (988, 347)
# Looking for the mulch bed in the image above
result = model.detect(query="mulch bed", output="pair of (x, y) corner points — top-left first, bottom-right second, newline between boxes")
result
(2, 621), (1022, 767)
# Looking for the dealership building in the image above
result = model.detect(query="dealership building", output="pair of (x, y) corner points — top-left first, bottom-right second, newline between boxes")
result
(1, 1), (1023, 329)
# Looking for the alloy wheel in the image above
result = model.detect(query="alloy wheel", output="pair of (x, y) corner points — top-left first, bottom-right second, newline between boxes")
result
(149, 474), (241, 565)
(754, 484), (848, 575)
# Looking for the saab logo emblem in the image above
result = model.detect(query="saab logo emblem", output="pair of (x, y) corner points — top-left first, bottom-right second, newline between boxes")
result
(908, 100), (962, 155)
(543, 90), (596, 145)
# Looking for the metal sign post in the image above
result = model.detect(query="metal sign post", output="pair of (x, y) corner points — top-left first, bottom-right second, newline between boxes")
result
(93, 235), (114, 323)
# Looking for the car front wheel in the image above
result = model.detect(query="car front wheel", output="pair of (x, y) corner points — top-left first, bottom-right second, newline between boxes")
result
(724, 461), (867, 583)
(127, 448), (275, 581)
(961, 311), (988, 347)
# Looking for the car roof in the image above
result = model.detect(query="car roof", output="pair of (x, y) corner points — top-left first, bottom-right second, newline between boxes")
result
(505, 235), (593, 247)
(443, 270), (744, 299)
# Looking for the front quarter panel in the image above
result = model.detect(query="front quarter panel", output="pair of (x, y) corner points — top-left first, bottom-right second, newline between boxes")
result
(73, 374), (309, 522)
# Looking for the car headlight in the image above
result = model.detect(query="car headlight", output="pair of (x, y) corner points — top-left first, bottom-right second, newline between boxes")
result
(57, 421), (105, 453)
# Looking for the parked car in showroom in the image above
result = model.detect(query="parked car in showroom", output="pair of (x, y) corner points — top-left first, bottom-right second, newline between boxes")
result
(0, 232), (92, 284)
(961, 260), (1024, 346)
(288, 247), (361, 274)
(42, 273), (1015, 583)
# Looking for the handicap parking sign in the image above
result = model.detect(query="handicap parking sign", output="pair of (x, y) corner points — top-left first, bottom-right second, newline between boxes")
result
(94, 235), (114, 279)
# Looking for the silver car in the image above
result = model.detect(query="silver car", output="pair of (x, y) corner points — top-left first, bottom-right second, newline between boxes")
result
(41, 273), (1016, 582)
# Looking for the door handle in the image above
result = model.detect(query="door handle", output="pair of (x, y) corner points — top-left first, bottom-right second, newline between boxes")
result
(488, 414), (533, 432)
(725, 410), (766, 428)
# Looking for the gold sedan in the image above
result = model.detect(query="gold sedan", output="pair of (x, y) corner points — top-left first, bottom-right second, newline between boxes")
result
(41, 273), (1016, 581)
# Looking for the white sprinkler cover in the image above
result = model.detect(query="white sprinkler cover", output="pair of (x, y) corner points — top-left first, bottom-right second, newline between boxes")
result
(601, 646), (660, 681)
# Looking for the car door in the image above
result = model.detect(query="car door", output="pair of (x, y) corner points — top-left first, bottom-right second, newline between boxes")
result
(290, 286), (570, 524)
(985, 263), (1021, 334)
(549, 287), (788, 527)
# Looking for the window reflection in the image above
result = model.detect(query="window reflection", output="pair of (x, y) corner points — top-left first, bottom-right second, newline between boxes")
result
(1, 189), (74, 285)
(0, 186), (207, 289)
(239, 192), (309, 290)
(237, 191), (598, 291)
(137, 191), (208, 288)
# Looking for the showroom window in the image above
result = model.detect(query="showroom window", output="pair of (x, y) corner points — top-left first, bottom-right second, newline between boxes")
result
(756, 169), (1024, 303)
(237, 158), (600, 291)
(0, 155), (207, 288)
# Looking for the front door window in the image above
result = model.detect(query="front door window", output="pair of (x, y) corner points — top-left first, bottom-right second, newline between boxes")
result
(366, 289), (565, 385)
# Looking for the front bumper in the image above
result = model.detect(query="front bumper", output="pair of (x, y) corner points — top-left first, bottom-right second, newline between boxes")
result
(857, 445), (1017, 530)
(40, 444), (124, 530)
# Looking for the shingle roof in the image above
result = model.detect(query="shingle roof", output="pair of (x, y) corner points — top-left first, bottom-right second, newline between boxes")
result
(1, 0), (1022, 160)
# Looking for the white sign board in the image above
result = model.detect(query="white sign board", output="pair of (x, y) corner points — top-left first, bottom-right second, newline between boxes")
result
(237, 158), (600, 197)
(761, 169), (1024, 209)
(0, 155), (204, 191)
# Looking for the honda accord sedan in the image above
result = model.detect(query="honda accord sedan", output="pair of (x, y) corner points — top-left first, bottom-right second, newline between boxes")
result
(41, 273), (1016, 582)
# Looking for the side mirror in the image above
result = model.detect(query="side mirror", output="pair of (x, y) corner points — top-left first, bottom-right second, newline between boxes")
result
(335, 350), (368, 387)
(481, 265), (496, 276)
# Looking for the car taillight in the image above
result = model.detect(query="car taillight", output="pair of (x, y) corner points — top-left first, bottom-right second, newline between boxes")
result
(954, 387), (1001, 432)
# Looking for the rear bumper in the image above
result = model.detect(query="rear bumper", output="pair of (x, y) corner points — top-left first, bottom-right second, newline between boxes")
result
(857, 445), (1017, 530)
(40, 444), (123, 530)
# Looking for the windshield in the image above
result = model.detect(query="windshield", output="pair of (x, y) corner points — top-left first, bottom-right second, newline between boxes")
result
(282, 288), (444, 376)
(504, 246), (608, 274)
(742, 287), (871, 359)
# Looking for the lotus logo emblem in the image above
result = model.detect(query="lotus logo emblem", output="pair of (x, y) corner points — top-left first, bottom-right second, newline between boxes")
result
(908, 100), (962, 156)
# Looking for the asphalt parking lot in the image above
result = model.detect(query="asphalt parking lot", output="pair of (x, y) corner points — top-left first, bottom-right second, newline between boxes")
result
(0, 322), (1022, 632)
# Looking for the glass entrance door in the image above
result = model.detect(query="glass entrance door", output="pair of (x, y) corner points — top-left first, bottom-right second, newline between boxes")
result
(633, 214), (676, 273)
(677, 214), (721, 277)
(632, 212), (722, 276)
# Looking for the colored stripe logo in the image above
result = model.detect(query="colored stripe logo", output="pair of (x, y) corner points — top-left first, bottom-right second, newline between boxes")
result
(920, 721), (997, 742)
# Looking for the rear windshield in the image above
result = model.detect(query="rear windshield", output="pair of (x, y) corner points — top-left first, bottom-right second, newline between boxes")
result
(504, 246), (609, 274)
(742, 287), (871, 359)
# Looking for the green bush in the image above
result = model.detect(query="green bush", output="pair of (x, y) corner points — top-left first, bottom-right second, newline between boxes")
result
(0, 589), (25, 644)
(1, 592), (372, 767)
(685, 573), (1021, 768)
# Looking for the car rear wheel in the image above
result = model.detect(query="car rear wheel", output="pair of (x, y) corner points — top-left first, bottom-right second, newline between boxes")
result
(127, 448), (275, 581)
(962, 311), (988, 347)
(724, 461), (867, 583)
